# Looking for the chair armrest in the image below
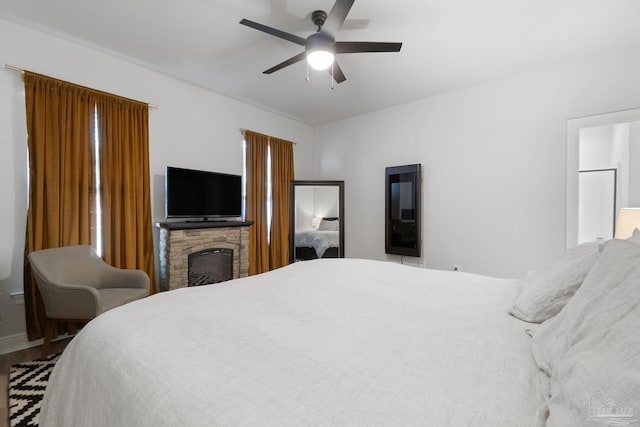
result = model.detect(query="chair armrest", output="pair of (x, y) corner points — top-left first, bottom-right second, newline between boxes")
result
(97, 265), (150, 293)
(36, 278), (101, 319)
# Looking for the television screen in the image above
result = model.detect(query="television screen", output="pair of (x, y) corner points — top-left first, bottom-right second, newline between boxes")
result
(165, 166), (242, 219)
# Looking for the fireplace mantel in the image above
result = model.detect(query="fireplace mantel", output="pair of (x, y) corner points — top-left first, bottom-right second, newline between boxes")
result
(155, 221), (253, 291)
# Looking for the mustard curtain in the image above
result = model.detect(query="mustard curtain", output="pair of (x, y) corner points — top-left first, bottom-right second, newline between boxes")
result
(269, 137), (295, 269)
(244, 131), (270, 275)
(23, 72), (96, 340)
(96, 97), (157, 293)
(23, 71), (157, 339)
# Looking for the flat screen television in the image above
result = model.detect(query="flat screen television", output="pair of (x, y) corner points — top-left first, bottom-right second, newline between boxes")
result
(165, 166), (242, 220)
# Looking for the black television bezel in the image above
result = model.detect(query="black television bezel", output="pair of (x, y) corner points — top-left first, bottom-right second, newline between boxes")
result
(385, 164), (422, 257)
(165, 166), (243, 220)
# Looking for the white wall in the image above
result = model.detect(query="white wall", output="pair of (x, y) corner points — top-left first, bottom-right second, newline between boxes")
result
(579, 124), (629, 172)
(630, 122), (640, 206)
(313, 187), (340, 219)
(0, 17), (314, 352)
(294, 186), (339, 231)
(294, 187), (315, 231)
(315, 46), (640, 278)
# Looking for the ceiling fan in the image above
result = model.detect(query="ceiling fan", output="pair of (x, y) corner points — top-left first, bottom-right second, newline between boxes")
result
(239, 0), (402, 84)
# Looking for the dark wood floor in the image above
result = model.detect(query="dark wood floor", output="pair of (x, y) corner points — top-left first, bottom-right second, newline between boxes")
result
(0, 338), (72, 427)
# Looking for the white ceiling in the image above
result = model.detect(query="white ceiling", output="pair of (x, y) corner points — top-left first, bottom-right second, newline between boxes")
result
(2, 0), (640, 125)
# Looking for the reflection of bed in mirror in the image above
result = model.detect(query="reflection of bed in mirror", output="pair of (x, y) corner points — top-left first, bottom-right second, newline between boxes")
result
(295, 217), (340, 260)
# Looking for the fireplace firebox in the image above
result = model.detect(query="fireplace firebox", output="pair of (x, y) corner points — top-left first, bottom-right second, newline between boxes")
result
(188, 248), (233, 286)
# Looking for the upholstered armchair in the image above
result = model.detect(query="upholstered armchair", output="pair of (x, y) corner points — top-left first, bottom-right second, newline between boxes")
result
(27, 245), (150, 357)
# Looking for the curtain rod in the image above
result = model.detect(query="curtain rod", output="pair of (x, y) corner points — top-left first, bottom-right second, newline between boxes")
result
(239, 128), (297, 145)
(4, 64), (159, 109)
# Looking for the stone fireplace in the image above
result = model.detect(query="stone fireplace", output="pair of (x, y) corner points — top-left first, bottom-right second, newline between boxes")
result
(156, 221), (252, 291)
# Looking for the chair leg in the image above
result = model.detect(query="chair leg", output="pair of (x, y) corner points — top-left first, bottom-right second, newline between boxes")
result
(41, 318), (56, 359)
(67, 322), (78, 335)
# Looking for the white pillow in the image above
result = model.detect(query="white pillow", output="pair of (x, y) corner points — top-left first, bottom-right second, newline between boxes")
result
(509, 242), (599, 323)
(541, 253), (640, 426)
(318, 219), (339, 231)
(531, 239), (640, 376)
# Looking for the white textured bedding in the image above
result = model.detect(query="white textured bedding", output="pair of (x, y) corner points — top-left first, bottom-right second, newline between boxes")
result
(40, 258), (543, 426)
(295, 229), (339, 257)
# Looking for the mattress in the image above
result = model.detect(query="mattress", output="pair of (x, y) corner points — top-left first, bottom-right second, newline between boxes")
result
(39, 258), (543, 426)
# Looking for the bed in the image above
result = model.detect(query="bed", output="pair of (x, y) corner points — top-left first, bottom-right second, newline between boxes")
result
(39, 234), (640, 426)
(294, 217), (340, 260)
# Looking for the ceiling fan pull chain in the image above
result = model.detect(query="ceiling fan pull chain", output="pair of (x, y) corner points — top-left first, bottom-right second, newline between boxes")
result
(331, 62), (335, 90)
(306, 58), (310, 82)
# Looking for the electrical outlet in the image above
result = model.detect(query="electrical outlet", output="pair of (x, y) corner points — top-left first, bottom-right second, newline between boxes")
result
(452, 264), (461, 272)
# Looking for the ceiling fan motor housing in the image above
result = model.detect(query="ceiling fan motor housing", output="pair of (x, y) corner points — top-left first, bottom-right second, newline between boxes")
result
(311, 10), (328, 28)
(307, 32), (334, 50)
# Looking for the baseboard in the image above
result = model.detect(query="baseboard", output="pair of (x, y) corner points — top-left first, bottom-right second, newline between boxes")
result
(0, 332), (43, 355)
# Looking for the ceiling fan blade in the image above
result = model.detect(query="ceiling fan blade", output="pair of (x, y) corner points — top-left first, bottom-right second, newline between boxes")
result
(335, 41), (402, 54)
(322, 0), (355, 37)
(239, 19), (307, 46)
(329, 60), (347, 84)
(263, 52), (307, 74)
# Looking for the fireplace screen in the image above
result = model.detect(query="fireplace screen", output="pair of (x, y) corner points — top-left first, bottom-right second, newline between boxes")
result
(188, 248), (233, 286)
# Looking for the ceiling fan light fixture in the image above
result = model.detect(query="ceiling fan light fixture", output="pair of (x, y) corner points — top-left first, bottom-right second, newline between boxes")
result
(307, 48), (335, 70)
(306, 32), (335, 71)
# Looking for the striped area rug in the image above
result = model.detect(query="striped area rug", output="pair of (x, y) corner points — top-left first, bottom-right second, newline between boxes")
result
(9, 353), (60, 427)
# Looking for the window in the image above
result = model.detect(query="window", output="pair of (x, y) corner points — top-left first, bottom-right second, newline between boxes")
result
(93, 106), (103, 256)
(243, 139), (273, 241)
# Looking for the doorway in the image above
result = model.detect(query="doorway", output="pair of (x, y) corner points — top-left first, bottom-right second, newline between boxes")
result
(566, 108), (640, 248)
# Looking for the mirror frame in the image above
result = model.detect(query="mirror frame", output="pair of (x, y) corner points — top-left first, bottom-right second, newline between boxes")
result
(289, 180), (345, 263)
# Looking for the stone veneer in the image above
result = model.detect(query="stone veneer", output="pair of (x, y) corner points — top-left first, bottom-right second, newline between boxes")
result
(156, 222), (251, 291)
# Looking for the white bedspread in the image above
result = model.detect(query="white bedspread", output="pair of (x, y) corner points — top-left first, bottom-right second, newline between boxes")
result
(295, 229), (338, 257)
(40, 259), (542, 427)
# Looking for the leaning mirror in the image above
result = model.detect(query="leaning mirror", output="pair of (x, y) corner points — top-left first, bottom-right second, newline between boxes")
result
(289, 180), (345, 262)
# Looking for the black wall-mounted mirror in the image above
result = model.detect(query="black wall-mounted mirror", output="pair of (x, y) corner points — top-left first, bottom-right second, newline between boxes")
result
(385, 164), (421, 257)
(289, 180), (345, 263)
